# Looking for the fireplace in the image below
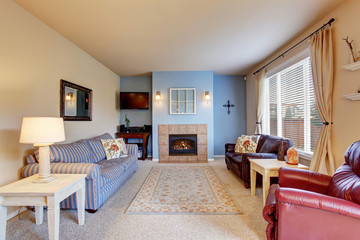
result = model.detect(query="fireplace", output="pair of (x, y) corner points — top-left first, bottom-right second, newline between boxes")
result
(169, 134), (197, 156)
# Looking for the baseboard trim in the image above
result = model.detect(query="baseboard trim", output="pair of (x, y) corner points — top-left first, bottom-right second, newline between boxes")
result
(152, 158), (159, 162)
(7, 207), (27, 220)
(208, 158), (214, 161)
(214, 155), (225, 158)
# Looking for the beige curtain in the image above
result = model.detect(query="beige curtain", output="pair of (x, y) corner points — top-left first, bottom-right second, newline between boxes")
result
(255, 69), (266, 134)
(310, 25), (335, 175)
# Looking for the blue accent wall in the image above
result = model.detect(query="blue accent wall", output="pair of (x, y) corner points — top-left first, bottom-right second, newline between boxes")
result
(120, 76), (152, 155)
(213, 75), (246, 155)
(152, 71), (214, 160)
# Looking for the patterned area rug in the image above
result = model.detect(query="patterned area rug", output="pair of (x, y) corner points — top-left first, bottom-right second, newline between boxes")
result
(126, 166), (241, 215)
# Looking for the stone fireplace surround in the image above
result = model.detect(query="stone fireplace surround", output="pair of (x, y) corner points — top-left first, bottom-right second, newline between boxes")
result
(158, 124), (208, 163)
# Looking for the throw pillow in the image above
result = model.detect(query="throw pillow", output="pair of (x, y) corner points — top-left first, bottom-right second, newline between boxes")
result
(101, 138), (128, 160)
(234, 135), (259, 153)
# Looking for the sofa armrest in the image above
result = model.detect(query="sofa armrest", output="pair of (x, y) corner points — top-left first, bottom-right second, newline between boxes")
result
(22, 162), (101, 180)
(278, 167), (331, 195)
(277, 188), (360, 220)
(225, 143), (235, 153)
(126, 144), (139, 156)
(263, 184), (279, 240)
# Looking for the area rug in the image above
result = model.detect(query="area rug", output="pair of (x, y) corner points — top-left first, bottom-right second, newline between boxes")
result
(126, 166), (241, 215)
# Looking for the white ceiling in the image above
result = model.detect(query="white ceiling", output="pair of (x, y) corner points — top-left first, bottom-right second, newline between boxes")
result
(14, 0), (346, 76)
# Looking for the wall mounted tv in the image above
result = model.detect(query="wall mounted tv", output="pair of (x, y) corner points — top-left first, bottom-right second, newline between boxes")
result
(120, 92), (149, 110)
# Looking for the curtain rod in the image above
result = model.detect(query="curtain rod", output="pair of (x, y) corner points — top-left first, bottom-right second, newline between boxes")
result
(253, 18), (335, 75)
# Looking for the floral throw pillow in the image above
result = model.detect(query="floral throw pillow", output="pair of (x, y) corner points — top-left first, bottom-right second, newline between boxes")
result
(234, 135), (259, 153)
(101, 138), (128, 160)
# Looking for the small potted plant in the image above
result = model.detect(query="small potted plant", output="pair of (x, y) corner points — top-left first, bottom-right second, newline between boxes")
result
(125, 114), (130, 131)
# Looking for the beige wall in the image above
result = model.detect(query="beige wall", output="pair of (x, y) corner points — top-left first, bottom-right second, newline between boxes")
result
(0, 0), (120, 190)
(246, 0), (360, 169)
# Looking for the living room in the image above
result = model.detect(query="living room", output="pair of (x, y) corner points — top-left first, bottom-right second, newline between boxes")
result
(1, 0), (360, 239)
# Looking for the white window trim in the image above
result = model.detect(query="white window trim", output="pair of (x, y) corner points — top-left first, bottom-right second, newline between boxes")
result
(298, 150), (313, 162)
(265, 48), (318, 160)
(265, 48), (310, 78)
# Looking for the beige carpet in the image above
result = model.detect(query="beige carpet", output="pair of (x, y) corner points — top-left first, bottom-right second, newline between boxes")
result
(5, 158), (267, 240)
(126, 166), (241, 215)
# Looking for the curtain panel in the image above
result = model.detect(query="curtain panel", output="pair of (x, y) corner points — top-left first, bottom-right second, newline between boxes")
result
(255, 69), (266, 134)
(309, 25), (335, 175)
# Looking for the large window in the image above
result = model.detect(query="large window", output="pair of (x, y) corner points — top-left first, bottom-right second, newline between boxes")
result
(265, 56), (322, 154)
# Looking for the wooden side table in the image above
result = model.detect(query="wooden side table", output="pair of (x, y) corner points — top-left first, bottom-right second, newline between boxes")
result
(0, 174), (86, 240)
(116, 132), (150, 160)
(249, 159), (309, 206)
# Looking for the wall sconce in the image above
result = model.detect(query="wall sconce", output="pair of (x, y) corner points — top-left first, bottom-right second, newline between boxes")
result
(205, 91), (210, 103)
(155, 91), (161, 103)
(65, 92), (74, 101)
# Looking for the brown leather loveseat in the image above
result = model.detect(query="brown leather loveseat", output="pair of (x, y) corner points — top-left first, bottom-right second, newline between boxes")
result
(263, 140), (360, 240)
(225, 134), (293, 188)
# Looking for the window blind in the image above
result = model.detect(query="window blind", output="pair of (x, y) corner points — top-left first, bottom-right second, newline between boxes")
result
(266, 57), (322, 153)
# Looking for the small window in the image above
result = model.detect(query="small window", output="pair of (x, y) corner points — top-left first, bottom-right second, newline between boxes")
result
(169, 88), (196, 114)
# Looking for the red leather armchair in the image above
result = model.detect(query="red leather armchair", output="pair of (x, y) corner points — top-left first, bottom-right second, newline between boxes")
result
(263, 141), (360, 240)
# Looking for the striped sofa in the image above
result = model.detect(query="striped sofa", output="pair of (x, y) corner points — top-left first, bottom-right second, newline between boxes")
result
(22, 133), (138, 212)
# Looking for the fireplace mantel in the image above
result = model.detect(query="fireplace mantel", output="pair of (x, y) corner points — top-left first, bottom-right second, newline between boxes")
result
(158, 124), (207, 163)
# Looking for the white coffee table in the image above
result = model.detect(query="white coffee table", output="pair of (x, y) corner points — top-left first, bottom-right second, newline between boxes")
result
(0, 174), (86, 240)
(249, 159), (309, 206)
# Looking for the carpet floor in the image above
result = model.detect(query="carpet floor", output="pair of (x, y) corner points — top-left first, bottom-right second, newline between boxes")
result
(6, 158), (267, 240)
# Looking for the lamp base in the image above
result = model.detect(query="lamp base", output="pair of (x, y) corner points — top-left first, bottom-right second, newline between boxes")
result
(33, 174), (57, 183)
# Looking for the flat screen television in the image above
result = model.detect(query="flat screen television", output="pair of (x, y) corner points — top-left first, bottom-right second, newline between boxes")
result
(120, 92), (149, 109)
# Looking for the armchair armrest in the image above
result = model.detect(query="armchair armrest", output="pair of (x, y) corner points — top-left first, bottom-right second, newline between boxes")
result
(278, 167), (331, 195)
(263, 184), (279, 240)
(22, 162), (101, 180)
(276, 188), (360, 240)
(276, 188), (360, 220)
(225, 143), (235, 153)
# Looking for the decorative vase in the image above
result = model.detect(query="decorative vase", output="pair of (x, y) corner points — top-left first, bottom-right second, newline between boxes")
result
(286, 147), (299, 165)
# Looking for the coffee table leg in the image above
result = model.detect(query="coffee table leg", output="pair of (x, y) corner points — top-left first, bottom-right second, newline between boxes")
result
(263, 170), (270, 206)
(35, 206), (43, 225)
(47, 197), (60, 240)
(250, 163), (256, 196)
(0, 200), (7, 240)
(76, 179), (85, 225)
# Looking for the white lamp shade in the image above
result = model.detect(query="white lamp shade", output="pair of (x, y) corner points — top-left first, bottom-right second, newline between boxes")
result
(155, 91), (161, 100)
(19, 117), (65, 145)
(205, 91), (210, 100)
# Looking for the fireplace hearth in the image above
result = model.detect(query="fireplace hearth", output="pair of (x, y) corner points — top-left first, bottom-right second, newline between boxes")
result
(158, 124), (207, 163)
(169, 134), (197, 156)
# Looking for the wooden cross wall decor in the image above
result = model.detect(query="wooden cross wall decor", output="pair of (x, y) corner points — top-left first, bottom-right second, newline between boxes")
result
(223, 100), (235, 115)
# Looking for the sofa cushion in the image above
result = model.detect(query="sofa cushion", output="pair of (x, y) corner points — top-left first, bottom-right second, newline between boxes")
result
(235, 135), (259, 153)
(101, 138), (128, 160)
(26, 154), (37, 164)
(328, 164), (360, 205)
(98, 154), (137, 188)
(84, 133), (113, 163)
(34, 141), (92, 163)
(259, 135), (283, 153)
(86, 139), (106, 162)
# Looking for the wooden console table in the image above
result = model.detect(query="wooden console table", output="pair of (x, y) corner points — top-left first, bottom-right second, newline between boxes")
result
(116, 132), (150, 160)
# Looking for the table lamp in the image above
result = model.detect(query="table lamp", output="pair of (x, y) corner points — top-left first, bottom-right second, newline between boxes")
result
(20, 117), (65, 183)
